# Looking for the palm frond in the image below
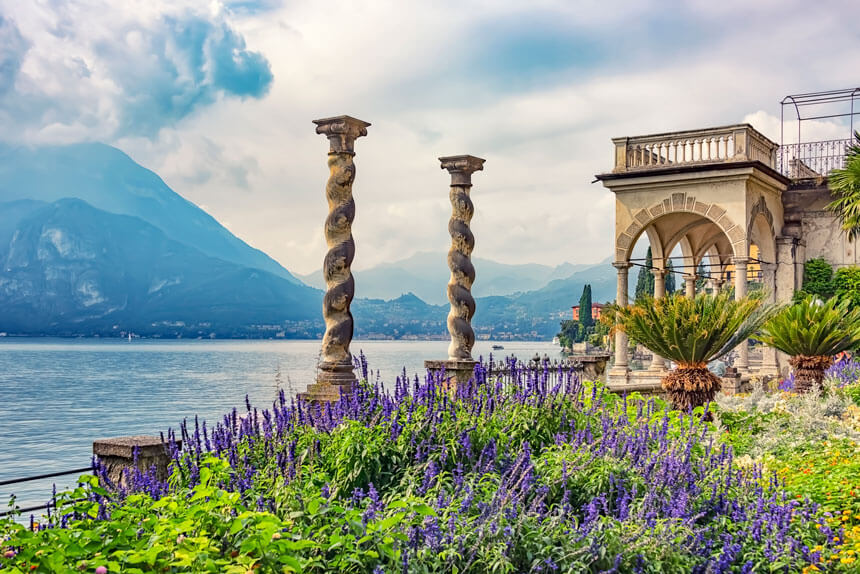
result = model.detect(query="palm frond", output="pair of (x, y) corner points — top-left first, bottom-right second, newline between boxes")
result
(827, 131), (860, 240)
(758, 296), (860, 357)
(607, 292), (780, 367)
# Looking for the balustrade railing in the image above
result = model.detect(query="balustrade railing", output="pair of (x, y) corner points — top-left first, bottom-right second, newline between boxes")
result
(612, 124), (777, 173)
(776, 139), (851, 178)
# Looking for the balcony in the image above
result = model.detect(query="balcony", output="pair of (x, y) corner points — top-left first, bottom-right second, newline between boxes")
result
(611, 124), (778, 174)
(611, 123), (850, 179)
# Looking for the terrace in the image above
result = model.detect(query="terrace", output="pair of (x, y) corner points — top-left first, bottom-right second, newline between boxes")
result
(610, 88), (859, 179)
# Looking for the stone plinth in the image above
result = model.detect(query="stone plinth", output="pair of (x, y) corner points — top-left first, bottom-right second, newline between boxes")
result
(93, 435), (178, 488)
(424, 359), (477, 392)
(720, 367), (747, 395)
(607, 370), (665, 398)
(568, 353), (610, 382)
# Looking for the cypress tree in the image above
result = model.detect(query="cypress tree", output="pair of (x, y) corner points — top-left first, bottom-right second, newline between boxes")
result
(635, 247), (655, 301)
(579, 284), (593, 327)
(665, 259), (676, 294)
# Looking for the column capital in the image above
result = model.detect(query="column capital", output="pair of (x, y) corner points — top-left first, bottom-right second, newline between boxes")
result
(313, 115), (371, 154)
(732, 256), (749, 266)
(612, 261), (632, 271)
(650, 267), (666, 278)
(440, 155), (486, 186)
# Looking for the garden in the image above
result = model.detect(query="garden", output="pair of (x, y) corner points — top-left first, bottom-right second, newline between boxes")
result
(2, 298), (860, 574)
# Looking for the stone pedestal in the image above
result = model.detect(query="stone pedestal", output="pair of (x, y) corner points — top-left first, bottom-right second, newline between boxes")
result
(93, 435), (179, 489)
(720, 367), (747, 395)
(569, 353), (611, 382)
(606, 370), (665, 398)
(424, 359), (477, 392)
(300, 115), (370, 403)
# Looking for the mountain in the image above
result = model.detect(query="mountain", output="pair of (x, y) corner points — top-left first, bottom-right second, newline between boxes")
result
(0, 142), (302, 285)
(469, 262), (617, 339)
(0, 198), (322, 337)
(298, 251), (607, 305)
(0, 141), (614, 340)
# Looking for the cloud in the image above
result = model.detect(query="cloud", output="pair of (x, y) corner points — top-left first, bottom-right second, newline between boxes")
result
(0, 16), (29, 95)
(0, 3), (272, 140)
(3, 0), (860, 278)
(102, 15), (273, 136)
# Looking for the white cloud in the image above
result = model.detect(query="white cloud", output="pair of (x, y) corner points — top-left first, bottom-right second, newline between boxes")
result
(2, 0), (860, 277)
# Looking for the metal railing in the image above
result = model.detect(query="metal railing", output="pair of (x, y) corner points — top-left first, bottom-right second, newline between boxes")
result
(776, 138), (851, 178)
(0, 466), (92, 519)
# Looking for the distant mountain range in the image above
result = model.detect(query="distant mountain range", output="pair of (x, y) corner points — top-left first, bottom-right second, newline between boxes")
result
(298, 252), (607, 305)
(0, 142), (614, 339)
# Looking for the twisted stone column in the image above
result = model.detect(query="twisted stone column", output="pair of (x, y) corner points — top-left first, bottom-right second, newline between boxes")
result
(311, 116), (370, 394)
(443, 155), (484, 360)
(425, 155), (485, 388)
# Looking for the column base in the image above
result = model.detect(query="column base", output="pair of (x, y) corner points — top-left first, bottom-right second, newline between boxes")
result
(607, 369), (666, 397)
(425, 359), (477, 392)
(608, 366), (630, 385)
(297, 382), (353, 404)
(298, 359), (357, 403)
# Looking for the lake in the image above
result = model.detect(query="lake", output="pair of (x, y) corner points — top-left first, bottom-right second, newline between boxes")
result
(0, 338), (561, 515)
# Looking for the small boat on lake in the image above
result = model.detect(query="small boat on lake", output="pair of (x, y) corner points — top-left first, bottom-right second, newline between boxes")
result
(492, 344), (504, 350)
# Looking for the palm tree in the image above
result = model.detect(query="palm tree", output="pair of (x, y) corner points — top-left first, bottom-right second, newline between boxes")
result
(610, 292), (777, 411)
(758, 296), (860, 392)
(827, 132), (860, 239)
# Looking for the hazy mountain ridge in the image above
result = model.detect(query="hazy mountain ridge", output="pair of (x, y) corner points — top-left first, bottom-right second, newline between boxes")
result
(0, 142), (614, 340)
(298, 251), (609, 305)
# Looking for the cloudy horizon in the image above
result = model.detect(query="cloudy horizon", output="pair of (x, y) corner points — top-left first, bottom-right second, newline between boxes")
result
(1, 0), (859, 275)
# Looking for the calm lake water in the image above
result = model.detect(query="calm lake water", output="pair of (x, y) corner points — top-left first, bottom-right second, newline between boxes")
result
(0, 338), (560, 515)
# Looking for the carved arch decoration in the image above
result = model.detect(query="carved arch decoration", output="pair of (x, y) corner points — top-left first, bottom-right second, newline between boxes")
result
(615, 191), (746, 263)
(747, 195), (777, 264)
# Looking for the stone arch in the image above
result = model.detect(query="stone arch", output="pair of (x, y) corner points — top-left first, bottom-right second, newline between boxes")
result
(747, 195), (777, 265)
(615, 191), (746, 264)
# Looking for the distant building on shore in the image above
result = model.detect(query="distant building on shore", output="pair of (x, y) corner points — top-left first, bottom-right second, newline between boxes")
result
(571, 303), (606, 322)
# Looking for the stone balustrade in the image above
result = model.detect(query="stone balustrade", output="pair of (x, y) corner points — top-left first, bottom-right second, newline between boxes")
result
(612, 124), (777, 173)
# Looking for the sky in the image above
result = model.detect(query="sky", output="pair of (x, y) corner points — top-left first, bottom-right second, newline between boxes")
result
(1, 0), (859, 275)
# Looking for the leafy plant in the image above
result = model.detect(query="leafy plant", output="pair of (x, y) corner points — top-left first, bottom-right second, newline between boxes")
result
(0, 359), (844, 573)
(834, 266), (860, 310)
(827, 131), (860, 240)
(609, 291), (778, 410)
(795, 257), (836, 302)
(759, 296), (860, 392)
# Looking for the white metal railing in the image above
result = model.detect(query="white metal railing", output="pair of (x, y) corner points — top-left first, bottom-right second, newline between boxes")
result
(612, 124), (778, 173)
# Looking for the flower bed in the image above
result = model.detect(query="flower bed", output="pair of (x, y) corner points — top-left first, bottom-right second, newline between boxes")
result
(1, 360), (857, 573)
(717, 364), (860, 573)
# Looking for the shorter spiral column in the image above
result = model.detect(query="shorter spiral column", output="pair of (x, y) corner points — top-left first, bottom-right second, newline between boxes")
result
(300, 115), (370, 403)
(425, 154), (485, 389)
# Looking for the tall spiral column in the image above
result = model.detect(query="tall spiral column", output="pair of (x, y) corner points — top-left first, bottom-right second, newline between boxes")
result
(303, 115), (370, 402)
(425, 155), (485, 388)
